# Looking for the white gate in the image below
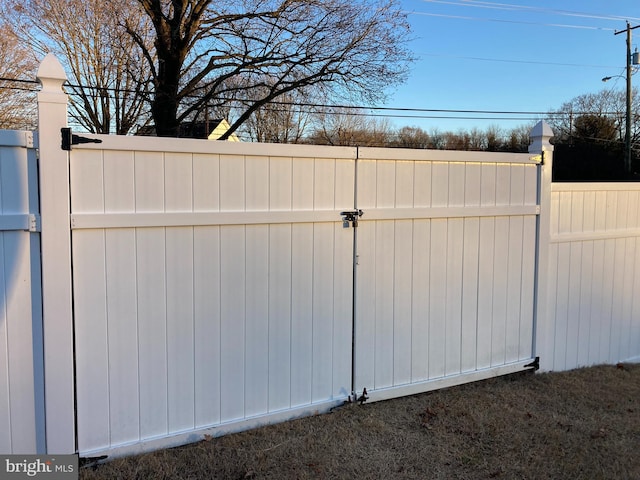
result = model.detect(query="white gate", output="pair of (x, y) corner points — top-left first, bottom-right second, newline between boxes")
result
(69, 137), (356, 456)
(68, 136), (541, 456)
(354, 148), (540, 401)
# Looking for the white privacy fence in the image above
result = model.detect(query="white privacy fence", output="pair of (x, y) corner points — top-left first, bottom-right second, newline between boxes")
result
(67, 137), (540, 457)
(353, 148), (540, 402)
(69, 137), (357, 455)
(540, 183), (640, 371)
(0, 130), (44, 454)
(1, 54), (639, 458)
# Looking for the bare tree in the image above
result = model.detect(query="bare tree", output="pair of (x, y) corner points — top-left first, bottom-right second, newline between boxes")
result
(6, 0), (153, 134)
(307, 108), (392, 146)
(546, 89), (635, 145)
(240, 85), (316, 143)
(127, 0), (413, 138)
(505, 123), (536, 152)
(389, 126), (430, 149)
(0, 22), (38, 129)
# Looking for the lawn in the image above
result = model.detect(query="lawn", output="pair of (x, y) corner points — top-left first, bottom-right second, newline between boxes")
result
(80, 364), (640, 479)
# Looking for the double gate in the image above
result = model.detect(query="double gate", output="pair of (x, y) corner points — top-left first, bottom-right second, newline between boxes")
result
(68, 136), (541, 456)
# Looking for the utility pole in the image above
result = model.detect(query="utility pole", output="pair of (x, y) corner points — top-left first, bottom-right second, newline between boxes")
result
(614, 22), (640, 174)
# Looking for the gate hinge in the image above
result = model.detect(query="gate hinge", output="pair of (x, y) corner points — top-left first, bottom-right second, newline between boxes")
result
(524, 357), (540, 371)
(349, 388), (368, 405)
(340, 209), (364, 228)
(357, 388), (369, 405)
(529, 153), (543, 164)
(61, 127), (103, 151)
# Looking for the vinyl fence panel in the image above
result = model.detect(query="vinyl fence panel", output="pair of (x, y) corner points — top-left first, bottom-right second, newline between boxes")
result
(354, 148), (541, 402)
(0, 130), (44, 454)
(545, 183), (640, 371)
(69, 137), (356, 456)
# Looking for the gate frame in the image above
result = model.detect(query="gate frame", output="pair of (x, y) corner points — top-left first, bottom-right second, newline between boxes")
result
(35, 53), (555, 456)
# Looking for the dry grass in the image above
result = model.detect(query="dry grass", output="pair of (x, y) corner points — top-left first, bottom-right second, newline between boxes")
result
(80, 364), (640, 480)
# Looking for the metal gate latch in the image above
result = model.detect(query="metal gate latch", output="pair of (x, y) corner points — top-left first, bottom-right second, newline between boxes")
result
(340, 209), (363, 228)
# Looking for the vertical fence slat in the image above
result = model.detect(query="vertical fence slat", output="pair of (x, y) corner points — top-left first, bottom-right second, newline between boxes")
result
(194, 226), (221, 427)
(428, 219), (447, 378)
(290, 223), (314, 406)
(166, 227), (195, 432)
(219, 226), (246, 421)
(136, 228), (168, 439)
(268, 224), (292, 411)
(73, 230), (109, 452)
(244, 224), (269, 417)
(445, 218), (464, 376)
(105, 229), (140, 444)
(393, 220), (413, 385)
(460, 217), (480, 372)
(410, 220), (430, 381)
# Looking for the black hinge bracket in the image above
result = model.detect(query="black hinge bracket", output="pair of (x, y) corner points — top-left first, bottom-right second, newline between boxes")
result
(524, 357), (540, 371)
(357, 387), (369, 405)
(61, 127), (103, 151)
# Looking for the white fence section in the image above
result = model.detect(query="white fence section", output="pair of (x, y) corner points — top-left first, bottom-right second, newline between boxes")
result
(541, 182), (640, 371)
(0, 130), (44, 454)
(354, 149), (540, 401)
(68, 139), (543, 456)
(1, 55), (640, 459)
(69, 137), (357, 455)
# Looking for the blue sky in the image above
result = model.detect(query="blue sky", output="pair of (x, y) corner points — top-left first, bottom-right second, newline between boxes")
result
(382, 0), (640, 133)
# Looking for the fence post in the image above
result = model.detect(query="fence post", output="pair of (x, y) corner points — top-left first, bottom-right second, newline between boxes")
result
(529, 121), (554, 372)
(36, 54), (75, 453)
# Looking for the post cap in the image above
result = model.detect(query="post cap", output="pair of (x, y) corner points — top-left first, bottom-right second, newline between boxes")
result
(36, 54), (67, 90)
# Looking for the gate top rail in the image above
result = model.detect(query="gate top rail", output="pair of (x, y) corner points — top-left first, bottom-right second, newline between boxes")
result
(69, 133), (358, 159)
(358, 146), (540, 164)
(69, 132), (541, 165)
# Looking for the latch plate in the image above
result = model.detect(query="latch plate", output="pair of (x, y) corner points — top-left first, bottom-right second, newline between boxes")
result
(340, 209), (364, 228)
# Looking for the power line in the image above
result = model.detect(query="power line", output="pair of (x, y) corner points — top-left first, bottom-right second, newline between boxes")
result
(419, 1), (640, 23)
(414, 52), (619, 69)
(409, 11), (617, 31)
(0, 77), (631, 123)
(0, 76), (41, 92)
(0, 77), (39, 85)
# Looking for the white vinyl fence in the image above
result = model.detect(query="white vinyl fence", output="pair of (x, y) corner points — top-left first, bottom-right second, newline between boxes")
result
(1, 54), (640, 459)
(354, 148), (540, 402)
(0, 130), (44, 454)
(69, 137), (357, 455)
(540, 183), (640, 371)
(67, 138), (540, 457)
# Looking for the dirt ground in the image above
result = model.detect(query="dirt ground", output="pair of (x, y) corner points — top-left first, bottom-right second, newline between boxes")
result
(80, 364), (640, 480)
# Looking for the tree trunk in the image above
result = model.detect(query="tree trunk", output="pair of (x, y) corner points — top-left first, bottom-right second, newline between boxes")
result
(151, 48), (183, 136)
(152, 90), (181, 137)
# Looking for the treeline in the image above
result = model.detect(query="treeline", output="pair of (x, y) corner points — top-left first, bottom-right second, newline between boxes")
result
(302, 123), (534, 152)
(241, 107), (535, 152)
